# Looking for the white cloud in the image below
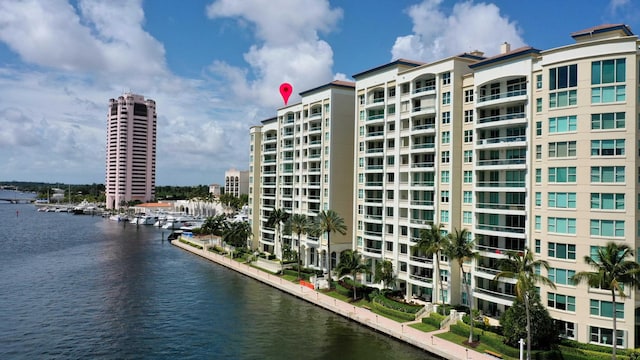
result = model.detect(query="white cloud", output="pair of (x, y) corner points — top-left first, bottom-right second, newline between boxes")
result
(391, 0), (525, 61)
(0, 0), (167, 76)
(205, 0), (342, 108)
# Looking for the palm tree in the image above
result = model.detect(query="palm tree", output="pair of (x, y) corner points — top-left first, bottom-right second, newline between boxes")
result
(202, 214), (227, 238)
(416, 223), (449, 314)
(334, 250), (370, 299)
(445, 228), (479, 344)
(317, 210), (347, 288)
(494, 247), (556, 360)
(267, 208), (289, 260)
(571, 242), (640, 360)
(374, 259), (395, 290)
(222, 220), (253, 252)
(289, 214), (309, 280)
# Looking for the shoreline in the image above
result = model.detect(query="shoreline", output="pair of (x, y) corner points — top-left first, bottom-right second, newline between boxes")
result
(171, 239), (489, 360)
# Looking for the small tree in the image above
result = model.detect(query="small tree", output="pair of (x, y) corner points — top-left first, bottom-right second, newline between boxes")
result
(374, 259), (395, 290)
(572, 242), (640, 360)
(501, 294), (558, 349)
(494, 248), (556, 360)
(445, 228), (479, 344)
(334, 250), (370, 300)
(288, 214), (309, 280)
(317, 210), (347, 289)
(416, 223), (449, 314)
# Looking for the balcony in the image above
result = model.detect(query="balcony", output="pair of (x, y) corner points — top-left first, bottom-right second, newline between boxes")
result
(477, 89), (527, 104)
(411, 143), (435, 150)
(476, 135), (526, 146)
(476, 243), (525, 255)
(409, 255), (433, 264)
(474, 286), (516, 302)
(408, 273), (433, 285)
(476, 158), (525, 167)
(411, 162), (434, 169)
(413, 85), (436, 94)
(411, 123), (436, 132)
(475, 181), (525, 188)
(411, 181), (435, 187)
(476, 224), (525, 234)
(476, 202), (525, 211)
(410, 200), (434, 207)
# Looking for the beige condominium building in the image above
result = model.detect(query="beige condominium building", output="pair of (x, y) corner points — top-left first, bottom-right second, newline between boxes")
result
(352, 56), (482, 307)
(224, 168), (249, 198)
(351, 24), (640, 349)
(105, 93), (157, 210)
(248, 81), (355, 272)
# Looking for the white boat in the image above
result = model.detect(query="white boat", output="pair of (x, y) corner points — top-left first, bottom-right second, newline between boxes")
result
(162, 215), (195, 230)
(132, 214), (158, 225)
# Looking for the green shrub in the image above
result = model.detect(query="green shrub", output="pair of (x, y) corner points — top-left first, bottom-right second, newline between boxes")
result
(450, 322), (519, 358)
(372, 294), (423, 314)
(370, 301), (415, 322)
(422, 312), (445, 328)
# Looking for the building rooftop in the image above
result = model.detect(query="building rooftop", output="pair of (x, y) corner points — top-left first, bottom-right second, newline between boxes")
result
(469, 46), (540, 69)
(352, 58), (425, 79)
(571, 23), (633, 40)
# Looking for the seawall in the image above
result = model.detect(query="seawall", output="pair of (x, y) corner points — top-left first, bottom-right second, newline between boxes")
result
(171, 239), (489, 360)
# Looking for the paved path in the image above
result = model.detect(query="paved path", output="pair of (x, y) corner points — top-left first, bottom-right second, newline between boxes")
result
(173, 240), (493, 360)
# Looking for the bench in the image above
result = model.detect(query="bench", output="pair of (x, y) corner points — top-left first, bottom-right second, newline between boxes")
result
(484, 350), (503, 359)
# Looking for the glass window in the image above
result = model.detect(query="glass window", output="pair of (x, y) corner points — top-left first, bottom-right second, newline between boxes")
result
(441, 131), (450, 144)
(591, 112), (625, 130)
(591, 166), (625, 183)
(549, 116), (577, 133)
(548, 167), (577, 183)
(548, 217), (577, 234)
(548, 243), (576, 260)
(590, 193), (625, 210)
(590, 219), (625, 237)
(463, 191), (472, 204)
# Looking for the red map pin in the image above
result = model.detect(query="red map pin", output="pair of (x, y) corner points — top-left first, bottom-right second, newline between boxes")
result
(279, 83), (292, 105)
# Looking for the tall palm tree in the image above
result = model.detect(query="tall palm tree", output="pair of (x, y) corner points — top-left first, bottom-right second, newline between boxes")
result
(267, 208), (289, 260)
(317, 210), (347, 288)
(374, 259), (395, 290)
(202, 214), (228, 246)
(222, 220), (253, 252)
(494, 247), (556, 360)
(416, 223), (449, 314)
(445, 228), (479, 344)
(571, 242), (640, 360)
(334, 250), (370, 299)
(288, 214), (309, 280)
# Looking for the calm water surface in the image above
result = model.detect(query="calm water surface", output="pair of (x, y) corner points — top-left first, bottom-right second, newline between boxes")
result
(0, 199), (435, 359)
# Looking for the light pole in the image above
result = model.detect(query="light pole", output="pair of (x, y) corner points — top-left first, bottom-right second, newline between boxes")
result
(518, 338), (525, 360)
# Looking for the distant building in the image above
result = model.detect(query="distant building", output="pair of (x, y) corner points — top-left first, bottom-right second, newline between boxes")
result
(209, 183), (221, 197)
(105, 93), (157, 210)
(224, 168), (249, 198)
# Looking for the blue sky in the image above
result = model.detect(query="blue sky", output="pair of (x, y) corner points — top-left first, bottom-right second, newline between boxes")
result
(0, 0), (638, 186)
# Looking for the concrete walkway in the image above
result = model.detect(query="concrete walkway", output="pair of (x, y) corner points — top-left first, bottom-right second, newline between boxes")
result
(173, 240), (493, 360)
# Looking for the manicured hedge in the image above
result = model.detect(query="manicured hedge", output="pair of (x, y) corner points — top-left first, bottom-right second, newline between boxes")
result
(370, 300), (416, 322)
(422, 312), (445, 328)
(372, 294), (423, 314)
(451, 322), (519, 358)
(179, 238), (202, 249)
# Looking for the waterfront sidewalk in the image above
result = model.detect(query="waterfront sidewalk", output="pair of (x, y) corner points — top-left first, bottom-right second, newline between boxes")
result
(172, 240), (493, 360)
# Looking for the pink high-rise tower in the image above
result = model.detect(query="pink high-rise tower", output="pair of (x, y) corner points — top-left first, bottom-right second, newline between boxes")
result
(105, 93), (157, 210)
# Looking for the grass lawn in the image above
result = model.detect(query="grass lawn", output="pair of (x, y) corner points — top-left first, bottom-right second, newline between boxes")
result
(437, 332), (517, 360)
(409, 322), (439, 332)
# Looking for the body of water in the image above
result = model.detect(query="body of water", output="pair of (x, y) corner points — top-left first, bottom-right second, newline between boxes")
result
(0, 196), (435, 359)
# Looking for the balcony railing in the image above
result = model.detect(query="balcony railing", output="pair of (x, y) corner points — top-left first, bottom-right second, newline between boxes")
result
(367, 131), (384, 137)
(411, 181), (435, 187)
(477, 112), (526, 124)
(476, 202), (525, 211)
(476, 158), (525, 166)
(475, 266), (500, 276)
(477, 89), (527, 103)
(411, 124), (435, 131)
(368, 114), (385, 121)
(476, 244), (525, 254)
(364, 246), (383, 254)
(410, 255), (433, 264)
(409, 273), (433, 284)
(476, 181), (525, 188)
(413, 85), (436, 94)
(365, 214), (383, 220)
(365, 181), (383, 186)
(366, 165), (384, 170)
(476, 224), (525, 234)
(364, 197), (383, 203)
(411, 143), (435, 150)
(474, 287), (516, 301)
(477, 135), (526, 145)
(410, 200), (434, 207)
(411, 162), (434, 168)
(366, 148), (384, 153)
(412, 106), (436, 113)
